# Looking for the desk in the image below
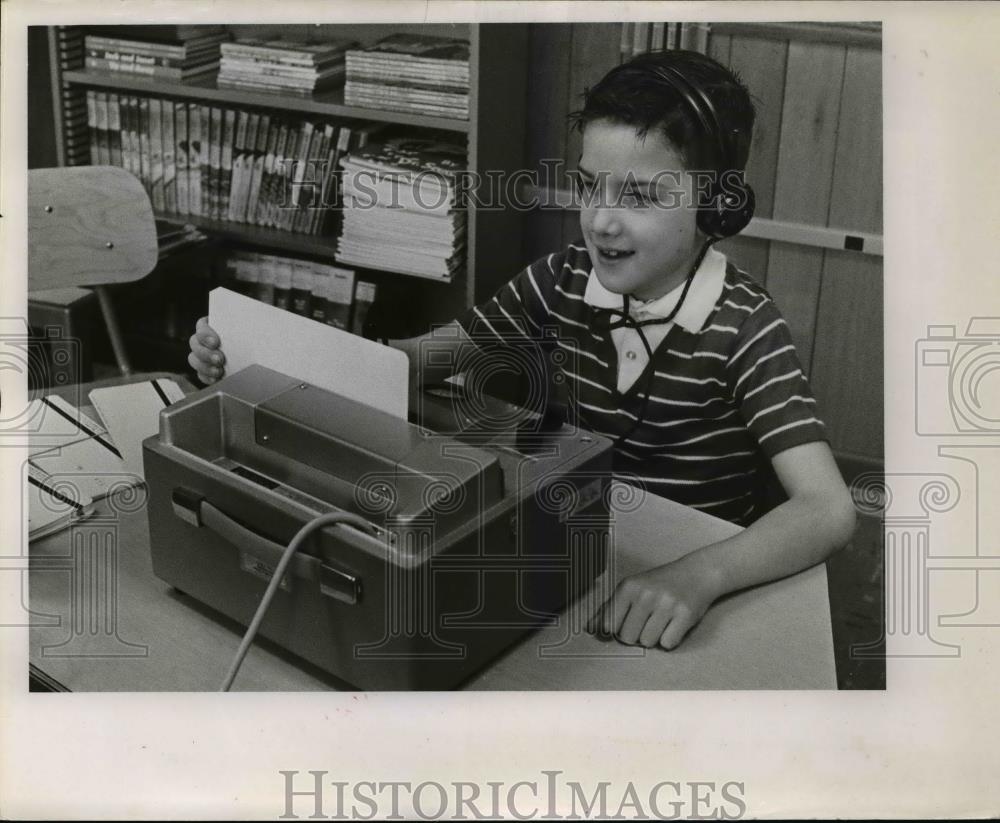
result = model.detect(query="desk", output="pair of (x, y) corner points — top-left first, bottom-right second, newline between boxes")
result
(27, 376), (836, 691)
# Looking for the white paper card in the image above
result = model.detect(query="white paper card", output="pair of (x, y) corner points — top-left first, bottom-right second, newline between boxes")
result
(209, 286), (409, 419)
(89, 378), (185, 478)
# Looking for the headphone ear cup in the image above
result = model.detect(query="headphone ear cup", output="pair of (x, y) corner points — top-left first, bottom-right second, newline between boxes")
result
(698, 181), (756, 240)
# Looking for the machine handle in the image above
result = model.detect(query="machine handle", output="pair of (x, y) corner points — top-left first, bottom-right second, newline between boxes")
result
(171, 489), (361, 604)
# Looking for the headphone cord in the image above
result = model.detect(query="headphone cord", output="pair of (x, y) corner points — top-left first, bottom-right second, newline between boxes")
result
(592, 241), (711, 447)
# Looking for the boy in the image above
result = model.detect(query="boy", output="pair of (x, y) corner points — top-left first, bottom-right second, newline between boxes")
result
(189, 50), (855, 652)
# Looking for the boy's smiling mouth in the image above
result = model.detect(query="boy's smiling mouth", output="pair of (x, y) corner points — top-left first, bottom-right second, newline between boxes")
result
(595, 246), (634, 262)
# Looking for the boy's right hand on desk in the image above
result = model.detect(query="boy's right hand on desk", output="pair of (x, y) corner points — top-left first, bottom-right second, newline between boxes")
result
(188, 316), (226, 384)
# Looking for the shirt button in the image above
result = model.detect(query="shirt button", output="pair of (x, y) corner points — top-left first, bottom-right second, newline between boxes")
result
(625, 350), (637, 360)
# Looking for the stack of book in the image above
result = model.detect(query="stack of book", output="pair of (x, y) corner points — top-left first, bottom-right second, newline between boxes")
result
(85, 89), (382, 234)
(337, 137), (466, 281)
(224, 249), (377, 335)
(218, 37), (357, 96)
(344, 33), (470, 120)
(84, 27), (227, 82)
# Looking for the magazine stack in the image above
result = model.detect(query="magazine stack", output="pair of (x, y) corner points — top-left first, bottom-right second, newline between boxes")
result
(218, 37), (357, 96)
(344, 33), (470, 120)
(84, 26), (228, 82)
(336, 137), (466, 281)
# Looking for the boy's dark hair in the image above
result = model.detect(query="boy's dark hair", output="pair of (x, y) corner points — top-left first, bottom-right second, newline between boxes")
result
(570, 49), (756, 174)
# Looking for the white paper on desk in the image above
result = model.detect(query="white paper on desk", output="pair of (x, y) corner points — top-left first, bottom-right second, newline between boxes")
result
(209, 287), (409, 419)
(26, 463), (95, 541)
(89, 378), (185, 478)
(25, 394), (105, 456)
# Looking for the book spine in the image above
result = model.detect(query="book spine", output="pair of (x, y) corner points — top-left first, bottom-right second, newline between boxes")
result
(175, 102), (189, 215)
(162, 99), (176, 214)
(294, 123), (329, 233)
(116, 94), (131, 174)
(349, 280), (377, 337)
(208, 106), (222, 219)
(244, 113), (270, 224)
(219, 108), (236, 220)
(199, 104), (211, 217)
(227, 110), (248, 222)
(149, 97), (165, 212)
(324, 266), (356, 331)
(273, 123), (301, 229)
(252, 256), (272, 305)
(237, 112), (261, 223)
(138, 97), (151, 197)
(85, 56), (201, 81)
(283, 120), (314, 231)
(272, 258), (292, 310)
(86, 90), (99, 165)
(187, 103), (202, 216)
(94, 91), (110, 165)
(315, 123), (351, 236)
(106, 93), (122, 167)
(290, 262), (313, 316)
(261, 121), (289, 227)
(124, 96), (139, 179)
(253, 117), (280, 225)
(86, 47), (190, 69)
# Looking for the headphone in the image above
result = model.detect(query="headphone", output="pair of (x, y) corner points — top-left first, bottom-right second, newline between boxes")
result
(630, 59), (756, 240)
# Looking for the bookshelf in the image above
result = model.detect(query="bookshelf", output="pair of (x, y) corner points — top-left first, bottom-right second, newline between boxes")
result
(44, 23), (530, 341)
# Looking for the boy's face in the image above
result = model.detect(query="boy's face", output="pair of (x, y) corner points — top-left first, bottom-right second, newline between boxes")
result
(577, 119), (704, 301)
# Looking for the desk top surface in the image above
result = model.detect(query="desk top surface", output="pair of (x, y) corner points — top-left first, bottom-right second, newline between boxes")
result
(27, 376), (836, 691)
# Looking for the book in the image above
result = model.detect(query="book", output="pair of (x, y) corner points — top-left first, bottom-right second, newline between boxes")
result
(94, 91), (110, 164)
(350, 280), (377, 336)
(310, 123), (350, 236)
(281, 120), (314, 230)
(254, 117), (283, 225)
(317, 263), (355, 330)
(175, 102), (189, 215)
(86, 90), (99, 164)
(84, 56), (218, 81)
(244, 113), (270, 224)
(208, 106), (222, 219)
(138, 97), (151, 197)
(162, 99), (176, 213)
(195, 104), (209, 217)
(271, 256), (293, 310)
(106, 93), (122, 167)
(290, 261), (314, 316)
(120, 96), (137, 178)
(220, 36), (357, 65)
(149, 97), (165, 211)
(218, 108), (236, 218)
(229, 111), (254, 222)
(294, 122), (331, 233)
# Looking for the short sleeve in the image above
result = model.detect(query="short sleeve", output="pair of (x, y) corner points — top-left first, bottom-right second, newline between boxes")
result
(727, 301), (828, 458)
(459, 251), (566, 345)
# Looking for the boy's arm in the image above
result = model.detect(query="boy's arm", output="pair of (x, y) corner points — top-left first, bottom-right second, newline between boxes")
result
(389, 320), (473, 393)
(587, 440), (856, 649)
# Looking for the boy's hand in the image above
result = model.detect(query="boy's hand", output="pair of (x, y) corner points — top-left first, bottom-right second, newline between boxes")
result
(187, 316), (226, 384)
(586, 553), (725, 650)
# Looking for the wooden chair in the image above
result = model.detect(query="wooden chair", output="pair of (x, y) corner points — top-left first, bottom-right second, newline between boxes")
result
(28, 166), (158, 376)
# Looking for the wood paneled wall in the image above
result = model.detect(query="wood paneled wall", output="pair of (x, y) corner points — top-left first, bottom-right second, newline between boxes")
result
(520, 22), (883, 463)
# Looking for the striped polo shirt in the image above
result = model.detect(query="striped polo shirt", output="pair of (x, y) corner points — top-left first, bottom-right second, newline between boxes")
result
(461, 241), (828, 525)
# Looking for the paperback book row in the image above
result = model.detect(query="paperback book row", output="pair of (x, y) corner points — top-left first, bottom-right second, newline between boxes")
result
(344, 33), (471, 120)
(224, 250), (377, 337)
(85, 89), (383, 234)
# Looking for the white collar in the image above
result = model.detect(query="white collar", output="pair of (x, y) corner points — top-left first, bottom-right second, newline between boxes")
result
(583, 246), (728, 333)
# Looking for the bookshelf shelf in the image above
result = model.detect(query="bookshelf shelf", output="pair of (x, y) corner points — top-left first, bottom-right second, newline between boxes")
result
(62, 69), (472, 133)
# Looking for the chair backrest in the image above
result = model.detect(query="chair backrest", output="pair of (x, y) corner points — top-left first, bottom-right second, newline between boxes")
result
(28, 166), (158, 292)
